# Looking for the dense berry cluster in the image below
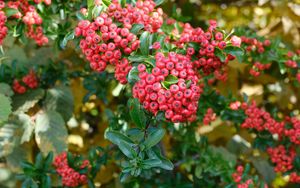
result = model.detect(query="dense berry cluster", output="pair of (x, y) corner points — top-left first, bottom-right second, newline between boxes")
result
(106, 0), (163, 33)
(232, 165), (268, 188)
(267, 145), (295, 173)
(284, 117), (300, 145)
(241, 102), (300, 146)
(249, 61), (271, 77)
(75, 15), (138, 83)
(75, 0), (164, 83)
(53, 152), (89, 187)
(132, 52), (202, 122)
(0, 0), (49, 45)
(241, 102), (284, 135)
(12, 70), (39, 94)
(290, 172), (300, 183)
(203, 108), (216, 125)
(0, 2), (7, 45)
(170, 20), (238, 77)
(241, 36), (271, 54)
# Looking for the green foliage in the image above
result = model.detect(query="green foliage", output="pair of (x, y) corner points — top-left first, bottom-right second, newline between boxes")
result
(128, 98), (147, 128)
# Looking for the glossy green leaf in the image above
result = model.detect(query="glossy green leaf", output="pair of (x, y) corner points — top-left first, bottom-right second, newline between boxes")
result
(105, 130), (134, 146)
(224, 46), (244, 63)
(118, 140), (137, 159)
(60, 31), (75, 49)
(144, 128), (165, 149)
(2, 8), (19, 17)
(162, 75), (178, 89)
(130, 24), (144, 35)
(214, 47), (226, 62)
(140, 31), (150, 55)
(127, 66), (140, 85)
(128, 98), (147, 128)
(142, 159), (162, 169)
(154, 0), (165, 6)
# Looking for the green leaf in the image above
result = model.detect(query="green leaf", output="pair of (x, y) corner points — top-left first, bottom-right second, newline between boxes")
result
(128, 98), (147, 128)
(0, 93), (11, 123)
(76, 12), (86, 20)
(144, 128), (165, 149)
(142, 159), (162, 169)
(2, 7), (19, 17)
(130, 24), (144, 35)
(118, 140), (137, 159)
(120, 172), (130, 183)
(127, 128), (144, 142)
(140, 31), (150, 55)
(12, 89), (45, 114)
(195, 165), (202, 178)
(35, 110), (68, 155)
(0, 83), (14, 97)
(157, 35), (166, 47)
(128, 55), (149, 62)
(154, 0), (165, 6)
(278, 61), (287, 74)
(87, 0), (94, 9)
(92, 5), (103, 18)
(162, 75), (179, 89)
(224, 46), (244, 63)
(44, 86), (74, 122)
(60, 31), (75, 49)
(102, 0), (111, 7)
(105, 130), (134, 146)
(119, 0), (126, 7)
(34, 153), (43, 169)
(146, 148), (173, 170)
(127, 66), (140, 85)
(214, 47), (226, 62)
(44, 152), (54, 170)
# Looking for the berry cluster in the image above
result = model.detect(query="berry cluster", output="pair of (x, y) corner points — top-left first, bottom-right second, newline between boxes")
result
(0, 1), (7, 45)
(2, 0), (49, 45)
(115, 58), (132, 84)
(284, 117), (300, 145)
(75, 16), (139, 83)
(241, 36), (271, 54)
(232, 165), (268, 188)
(240, 102), (284, 135)
(12, 70), (39, 94)
(241, 102), (300, 146)
(106, 0), (163, 33)
(232, 166), (253, 188)
(267, 145), (296, 173)
(132, 52), (202, 122)
(249, 61), (271, 77)
(171, 20), (237, 77)
(53, 152), (89, 187)
(290, 172), (300, 183)
(75, 0), (164, 84)
(203, 108), (216, 125)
